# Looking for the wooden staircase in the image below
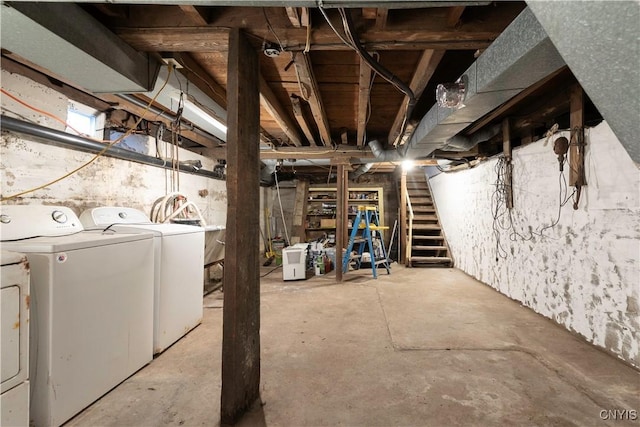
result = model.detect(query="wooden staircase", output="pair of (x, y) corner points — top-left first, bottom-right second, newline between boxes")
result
(403, 170), (453, 268)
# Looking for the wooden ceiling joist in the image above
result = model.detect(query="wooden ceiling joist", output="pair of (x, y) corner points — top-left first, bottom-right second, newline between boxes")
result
(447, 6), (466, 28)
(388, 49), (445, 145)
(375, 9), (389, 31)
(259, 75), (303, 147)
(357, 56), (373, 148)
(115, 27), (498, 52)
(176, 53), (227, 108)
(293, 52), (332, 146)
(290, 94), (317, 145)
(196, 146), (376, 161)
(285, 7), (301, 28)
(178, 5), (209, 26)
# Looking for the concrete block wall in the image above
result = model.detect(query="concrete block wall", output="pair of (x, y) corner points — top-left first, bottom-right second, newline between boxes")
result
(1, 70), (227, 226)
(429, 121), (640, 367)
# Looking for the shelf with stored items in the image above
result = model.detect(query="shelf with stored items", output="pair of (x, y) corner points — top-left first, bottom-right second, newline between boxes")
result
(305, 186), (384, 242)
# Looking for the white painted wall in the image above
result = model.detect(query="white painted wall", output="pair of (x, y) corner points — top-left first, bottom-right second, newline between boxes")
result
(1, 70), (226, 226)
(430, 122), (640, 367)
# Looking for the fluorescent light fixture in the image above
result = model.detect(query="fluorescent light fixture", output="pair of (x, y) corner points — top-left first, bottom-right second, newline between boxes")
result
(182, 98), (227, 134)
(169, 94), (227, 139)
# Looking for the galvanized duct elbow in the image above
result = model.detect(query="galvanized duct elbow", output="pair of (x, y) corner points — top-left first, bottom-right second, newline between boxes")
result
(369, 139), (403, 162)
(260, 160), (277, 185)
(440, 124), (502, 152)
(349, 163), (372, 181)
(351, 140), (404, 180)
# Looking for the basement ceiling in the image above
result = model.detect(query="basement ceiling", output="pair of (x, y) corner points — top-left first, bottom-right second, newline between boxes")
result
(4, 1), (607, 176)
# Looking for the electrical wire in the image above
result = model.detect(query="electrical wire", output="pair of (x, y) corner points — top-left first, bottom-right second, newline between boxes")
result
(261, 264), (282, 278)
(1, 64), (175, 201)
(333, 8), (415, 150)
(0, 89), (90, 138)
(318, 6), (355, 49)
(491, 155), (576, 260)
(263, 8), (285, 51)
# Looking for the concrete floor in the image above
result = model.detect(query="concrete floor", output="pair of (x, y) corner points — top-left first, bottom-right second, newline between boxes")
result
(67, 265), (639, 427)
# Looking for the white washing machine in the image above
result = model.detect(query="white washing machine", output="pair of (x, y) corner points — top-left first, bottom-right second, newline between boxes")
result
(80, 207), (205, 355)
(1, 251), (30, 427)
(0, 205), (154, 427)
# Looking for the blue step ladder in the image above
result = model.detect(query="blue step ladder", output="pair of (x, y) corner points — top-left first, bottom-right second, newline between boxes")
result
(342, 206), (391, 279)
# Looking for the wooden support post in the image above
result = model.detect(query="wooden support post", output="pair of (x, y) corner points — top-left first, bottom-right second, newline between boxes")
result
(291, 180), (309, 244)
(502, 118), (514, 210)
(399, 170), (407, 265)
(336, 163), (347, 282)
(569, 84), (585, 186)
(221, 28), (261, 426)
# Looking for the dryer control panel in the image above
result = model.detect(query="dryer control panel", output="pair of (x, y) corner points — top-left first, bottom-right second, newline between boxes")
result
(79, 207), (151, 228)
(0, 205), (83, 241)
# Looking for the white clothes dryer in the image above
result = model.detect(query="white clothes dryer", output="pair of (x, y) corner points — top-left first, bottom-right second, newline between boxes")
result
(0, 205), (154, 427)
(1, 251), (30, 427)
(80, 207), (205, 355)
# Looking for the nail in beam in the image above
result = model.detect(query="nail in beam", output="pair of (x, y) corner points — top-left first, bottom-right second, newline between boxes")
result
(221, 28), (261, 425)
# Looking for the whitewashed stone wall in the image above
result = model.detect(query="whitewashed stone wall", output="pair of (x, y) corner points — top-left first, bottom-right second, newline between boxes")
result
(430, 122), (640, 367)
(1, 70), (226, 226)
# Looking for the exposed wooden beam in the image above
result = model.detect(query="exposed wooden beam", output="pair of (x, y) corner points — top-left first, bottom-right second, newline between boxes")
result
(292, 52), (332, 146)
(362, 8), (378, 20)
(447, 6), (466, 28)
(300, 7), (310, 27)
(196, 146), (376, 161)
(221, 27), (261, 426)
(115, 27), (497, 52)
(375, 9), (388, 31)
(336, 163), (348, 282)
(357, 56), (373, 147)
(388, 49), (445, 145)
(100, 93), (221, 149)
(178, 5), (209, 26)
(176, 52), (227, 108)
(259, 75), (303, 147)
(290, 94), (317, 145)
(502, 118), (514, 209)
(285, 7), (301, 28)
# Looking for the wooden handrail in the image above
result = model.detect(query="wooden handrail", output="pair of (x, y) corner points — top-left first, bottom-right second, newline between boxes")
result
(405, 187), (414, 266)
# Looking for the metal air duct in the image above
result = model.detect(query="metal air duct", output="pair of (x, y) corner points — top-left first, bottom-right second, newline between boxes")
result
(404, 7), (566, 158)
(1, 2), (160, 93)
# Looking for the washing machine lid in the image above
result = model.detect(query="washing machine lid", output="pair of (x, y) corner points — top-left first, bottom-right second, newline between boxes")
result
(1, 250), (27, 266)
(1, 231), (153, 253)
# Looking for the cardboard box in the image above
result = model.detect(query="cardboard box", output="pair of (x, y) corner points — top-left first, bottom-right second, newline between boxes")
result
(320, 218), (336, 228)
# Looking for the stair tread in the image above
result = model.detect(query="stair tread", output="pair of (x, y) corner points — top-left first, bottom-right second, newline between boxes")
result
(412, 235), (444, 240)
(412, 224), (441, 230)
(412, 245), (448, 250)
(410, 256), (452, 262)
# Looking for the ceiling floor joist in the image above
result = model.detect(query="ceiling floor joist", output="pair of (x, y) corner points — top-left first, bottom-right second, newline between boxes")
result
(293, 52), (332, 146)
